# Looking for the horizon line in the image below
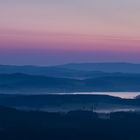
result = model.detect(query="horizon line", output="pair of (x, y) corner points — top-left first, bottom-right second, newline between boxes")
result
(0, 61), (140, 67)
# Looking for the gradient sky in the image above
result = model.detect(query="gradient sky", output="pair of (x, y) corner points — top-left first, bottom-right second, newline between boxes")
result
(0, 0), (140, 65)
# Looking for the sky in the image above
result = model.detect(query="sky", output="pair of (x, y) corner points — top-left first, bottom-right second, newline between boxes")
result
(0, 0), (140, 65)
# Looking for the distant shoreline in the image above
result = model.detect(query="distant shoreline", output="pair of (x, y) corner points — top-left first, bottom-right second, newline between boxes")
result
(0, 92), (140, 99)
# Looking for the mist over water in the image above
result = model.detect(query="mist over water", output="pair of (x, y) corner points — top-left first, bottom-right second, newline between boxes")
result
(56, 92), (140, 99)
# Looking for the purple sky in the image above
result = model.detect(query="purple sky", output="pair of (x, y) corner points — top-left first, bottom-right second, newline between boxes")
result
(0, 0), (140, 65)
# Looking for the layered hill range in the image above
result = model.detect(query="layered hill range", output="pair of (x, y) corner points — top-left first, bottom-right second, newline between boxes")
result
(0, 63), (140, 93)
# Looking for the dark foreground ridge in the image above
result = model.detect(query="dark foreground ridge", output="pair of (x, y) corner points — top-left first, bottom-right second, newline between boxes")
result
(0, 94), (140, 111)
(0, 106), (140, 140)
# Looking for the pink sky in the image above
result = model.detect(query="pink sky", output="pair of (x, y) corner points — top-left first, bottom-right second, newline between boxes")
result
(0, 0), (140, 65)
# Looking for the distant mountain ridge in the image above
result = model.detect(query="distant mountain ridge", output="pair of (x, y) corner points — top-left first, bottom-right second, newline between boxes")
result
(1, 63), (140, 73)
(58, 62), (140, 73)
(0, 62), (140, 93)
(0, 62), (140, 79)
(0, 64), (107, 79)
(1, 73), (140, 93)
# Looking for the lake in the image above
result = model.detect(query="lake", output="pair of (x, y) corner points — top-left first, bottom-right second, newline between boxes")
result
(55, 92), (140, 99)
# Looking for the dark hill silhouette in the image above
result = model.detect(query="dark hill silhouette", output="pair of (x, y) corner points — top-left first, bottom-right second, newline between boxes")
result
(0, 94), (140, 113)
(1, 106), (140, 140)
(1, 73), (140, 92)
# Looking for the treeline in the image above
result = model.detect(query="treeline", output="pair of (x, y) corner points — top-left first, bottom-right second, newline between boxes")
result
(0, 106), (140, 140)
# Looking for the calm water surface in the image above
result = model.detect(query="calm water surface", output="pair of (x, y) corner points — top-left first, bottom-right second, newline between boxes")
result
(57, 92), (140, 99)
